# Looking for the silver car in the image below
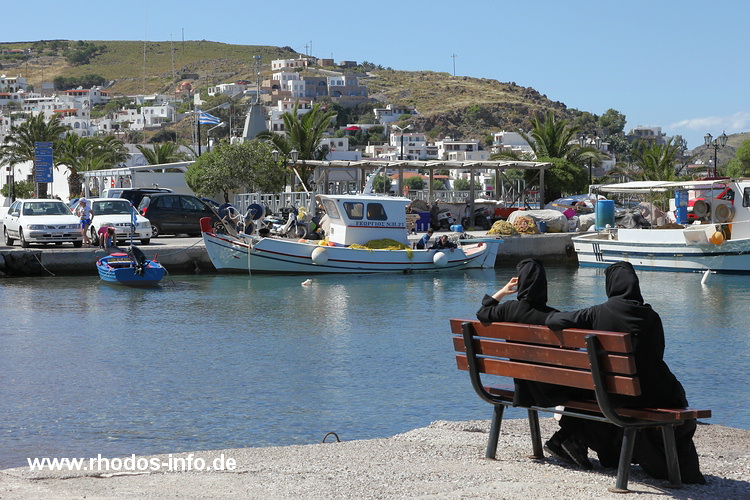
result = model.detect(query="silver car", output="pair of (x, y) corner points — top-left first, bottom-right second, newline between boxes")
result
(3, 199), (83, 248)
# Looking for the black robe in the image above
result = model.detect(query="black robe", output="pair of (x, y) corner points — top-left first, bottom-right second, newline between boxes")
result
(476, 259), (582, 407)
(545, 261), (704, 483)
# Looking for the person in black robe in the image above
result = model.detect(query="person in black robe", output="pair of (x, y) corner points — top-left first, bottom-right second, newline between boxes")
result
(545, 261), (705, 483)
(477, 259), (593, 468)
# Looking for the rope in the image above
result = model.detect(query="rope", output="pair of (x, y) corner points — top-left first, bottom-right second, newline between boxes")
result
(321, 432), (341, 443)
(31, 252), (56, 277)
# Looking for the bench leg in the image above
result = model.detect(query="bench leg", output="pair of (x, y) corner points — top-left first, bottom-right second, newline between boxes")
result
(527, 409), (543, 459)
(611, 427), (637, 493)
(486, 405), (505, 459)
(661, 424), (683, 489)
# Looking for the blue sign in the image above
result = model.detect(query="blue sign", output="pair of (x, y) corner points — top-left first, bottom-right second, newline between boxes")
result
(34, 141), (54, 183)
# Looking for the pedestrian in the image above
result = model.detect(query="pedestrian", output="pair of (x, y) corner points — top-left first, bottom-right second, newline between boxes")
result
(476, 259), (592, 469)
(98, 226), (116, 250)
(545, 261), (705, 483)
(76, 198), (93, 246)
(416, 228), (434, 249)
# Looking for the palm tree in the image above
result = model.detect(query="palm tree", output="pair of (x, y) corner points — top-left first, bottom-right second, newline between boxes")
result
(96, 135), (130, 167)
(513, 111), (604, 203)
(56, 134), (131, 197)
(0, 114), (69, 198)
(136, 142), (190, 165)
(55, 133), (93, 197)
(257, 103), (337, 189)
(628, 138), (684, 181)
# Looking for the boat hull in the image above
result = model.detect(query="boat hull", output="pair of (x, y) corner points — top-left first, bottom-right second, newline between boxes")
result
(573, 230), (750, 274)
(97, 256), (166, 286)
(202, 231), (251, 272)
(247, 237), (500, 274)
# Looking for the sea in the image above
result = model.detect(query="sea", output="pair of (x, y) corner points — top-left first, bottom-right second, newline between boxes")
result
(1, 264), (748, 469)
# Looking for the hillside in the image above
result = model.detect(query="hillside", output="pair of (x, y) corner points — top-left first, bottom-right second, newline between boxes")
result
(1, 40), (577, 142)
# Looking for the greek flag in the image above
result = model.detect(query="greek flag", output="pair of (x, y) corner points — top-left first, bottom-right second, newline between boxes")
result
(197, 109), (221, 125)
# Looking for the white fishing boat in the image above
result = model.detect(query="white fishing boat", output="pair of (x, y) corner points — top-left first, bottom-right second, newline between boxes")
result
(201, 193), (501, 274)
(573, 178), (750, 273)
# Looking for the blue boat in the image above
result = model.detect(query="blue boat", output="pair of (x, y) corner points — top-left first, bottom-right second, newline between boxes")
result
(96, 246), (166, 286)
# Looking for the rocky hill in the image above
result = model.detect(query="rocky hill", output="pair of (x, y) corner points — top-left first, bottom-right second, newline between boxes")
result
(1, 40), (579, 142)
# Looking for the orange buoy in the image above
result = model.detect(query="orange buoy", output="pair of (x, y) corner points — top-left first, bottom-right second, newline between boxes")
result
(709, 231), (724, 244)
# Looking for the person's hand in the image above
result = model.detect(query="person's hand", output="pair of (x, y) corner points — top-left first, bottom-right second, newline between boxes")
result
(492, 277), (518, 300)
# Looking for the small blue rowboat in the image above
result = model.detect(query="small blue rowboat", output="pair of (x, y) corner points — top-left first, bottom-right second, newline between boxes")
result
(96, 246), (166, 286)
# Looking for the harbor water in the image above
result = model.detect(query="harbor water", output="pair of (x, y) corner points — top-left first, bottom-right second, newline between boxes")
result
(1, 265), (748, 468)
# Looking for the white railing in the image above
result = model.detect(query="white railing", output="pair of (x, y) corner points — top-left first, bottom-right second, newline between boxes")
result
(234, 192), (315, 215)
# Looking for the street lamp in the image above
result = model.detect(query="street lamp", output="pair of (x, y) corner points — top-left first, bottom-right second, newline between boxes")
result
(272, 149), (300, 190)
(578, 135), (601, 185)
(206, 122), (226, 152)
(392, 124), (413, 161)
(704, 131), (728, 178)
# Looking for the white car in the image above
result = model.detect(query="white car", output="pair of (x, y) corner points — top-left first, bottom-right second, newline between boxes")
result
(3, 199), (83, 248)
(70, 198), (152, 245)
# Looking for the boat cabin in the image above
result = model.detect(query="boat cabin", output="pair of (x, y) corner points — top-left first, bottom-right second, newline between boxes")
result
(317, 194), (411, 246)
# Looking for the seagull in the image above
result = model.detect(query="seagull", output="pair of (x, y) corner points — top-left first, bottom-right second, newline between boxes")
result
(301, 279), (312, 287)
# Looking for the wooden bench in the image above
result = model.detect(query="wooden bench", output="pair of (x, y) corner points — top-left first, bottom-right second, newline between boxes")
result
(450, 318), (712, 493)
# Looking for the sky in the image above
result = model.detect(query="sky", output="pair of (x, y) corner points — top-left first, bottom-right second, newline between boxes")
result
(4, 0), (749, 151)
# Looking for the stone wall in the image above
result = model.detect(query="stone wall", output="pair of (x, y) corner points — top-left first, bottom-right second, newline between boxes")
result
(0, 250), (44, 277)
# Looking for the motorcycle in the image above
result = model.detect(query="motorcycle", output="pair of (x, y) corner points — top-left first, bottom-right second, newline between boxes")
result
(461, 205), (492, 230)
(430, 206), (455, 231)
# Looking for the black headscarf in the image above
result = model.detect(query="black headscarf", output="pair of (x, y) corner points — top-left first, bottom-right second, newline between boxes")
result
(604, 261), (644, 304)
(476, 258), (556, 325)
(515, 258), (548, 306)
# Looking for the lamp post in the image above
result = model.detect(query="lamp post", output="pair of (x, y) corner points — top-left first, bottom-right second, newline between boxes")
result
(272, 148), (300, 191)
(392, 124), (413, 160)
(206, 122), (226, 152)
(392, 124), (412, 197)
(704, 131), (728, 178)
(578, 135), (601, 185)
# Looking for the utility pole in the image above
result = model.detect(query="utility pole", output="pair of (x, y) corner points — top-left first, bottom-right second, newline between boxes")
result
(451, 54), (457, 76)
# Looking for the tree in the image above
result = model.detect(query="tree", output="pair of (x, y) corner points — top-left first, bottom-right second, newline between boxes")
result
(1, 179), (34, 199)
(628, 138), (683, 181)
(136, 142), (190, 165)
(518, 111), (596, 202)
(404, 176), (425, 191)
(723, 139), (750, 178)
(371, 173), (391, 194)
(55, 134), (128, 196)
(599, 109), (627, 136)
(185, 140), (285, 202)
(256, 103), (338, 190)
(453, 178), (470, 190)
(0, 114), (69, 198)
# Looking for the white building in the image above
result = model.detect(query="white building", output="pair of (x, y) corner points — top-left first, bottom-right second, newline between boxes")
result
(491, 131), (534, 155)
(267, 99), (313, 133)
(0, 74), (28, 92)
(374, 104), (419, 126)
(271, 57), (310, 71)
(387, 131), (429, 160)
(435, 137), (487, 161)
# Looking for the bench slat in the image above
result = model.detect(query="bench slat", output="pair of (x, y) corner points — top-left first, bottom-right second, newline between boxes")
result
(452, 336), (636, 374)
(456, 354), (641, 396)
(484, 386), (711, 422)
(450, 318), (633, 352)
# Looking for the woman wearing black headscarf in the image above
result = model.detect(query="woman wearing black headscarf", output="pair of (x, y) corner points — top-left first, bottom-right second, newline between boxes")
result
(477, 259), (593, 468)
(545, 261), (705, 483)
(477, 258), (557, 326)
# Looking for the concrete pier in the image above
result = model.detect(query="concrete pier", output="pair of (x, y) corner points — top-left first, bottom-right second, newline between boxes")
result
(0, 232), (578, 277)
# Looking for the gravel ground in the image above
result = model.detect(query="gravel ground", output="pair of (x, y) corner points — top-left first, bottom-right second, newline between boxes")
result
(1, 418), (747, 499)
